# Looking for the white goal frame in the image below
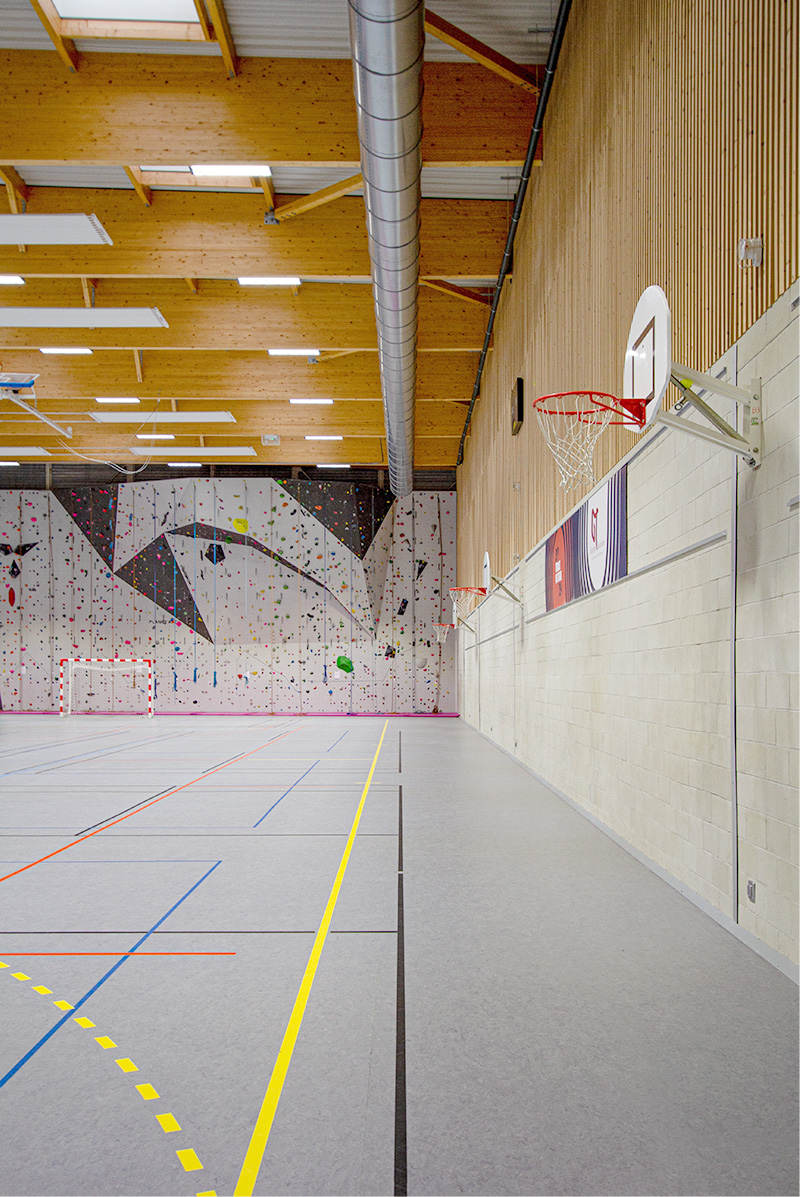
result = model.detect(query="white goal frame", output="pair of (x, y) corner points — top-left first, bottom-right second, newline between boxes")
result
(59, 657), (154, 717)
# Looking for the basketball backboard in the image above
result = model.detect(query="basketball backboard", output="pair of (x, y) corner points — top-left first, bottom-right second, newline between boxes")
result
(623, 285), (671, 429)
(483, 551), (491, 592)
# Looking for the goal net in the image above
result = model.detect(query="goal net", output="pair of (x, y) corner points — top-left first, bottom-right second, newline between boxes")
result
(59, 658), (154, 717)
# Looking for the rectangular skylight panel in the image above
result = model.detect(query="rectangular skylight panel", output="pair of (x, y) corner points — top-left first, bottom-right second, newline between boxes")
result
(0, 447), (51, 457)
(268, 348), (320, 357)
(0, 214), (112, 246)
(140, 166), (191, 173)
(91, 411), (235, 423)
(238, 277), (301, 286)
(53, 0), (198, 18)
(0, 308), (167, 329)
(191, 165), (271, 177)
(290, 399), (333, 405)
(132, 447), (257, 457)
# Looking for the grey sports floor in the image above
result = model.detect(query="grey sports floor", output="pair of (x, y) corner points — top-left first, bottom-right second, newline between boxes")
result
(0, 715), (796, 1197)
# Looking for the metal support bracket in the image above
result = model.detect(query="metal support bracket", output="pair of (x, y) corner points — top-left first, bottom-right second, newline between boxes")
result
(456, 616), (476, 633)
(0, 384), (72, 438)
(490, 575), (522, 604)
(657, 369), (762, 468)
(264, 209), (279, 226)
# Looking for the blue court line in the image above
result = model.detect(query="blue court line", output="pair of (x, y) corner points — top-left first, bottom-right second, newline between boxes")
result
(327, 730), (349, 752)
(0, 860), (221, 1090)
(1, 730), (190, 777)
(252, 761), (320, 828)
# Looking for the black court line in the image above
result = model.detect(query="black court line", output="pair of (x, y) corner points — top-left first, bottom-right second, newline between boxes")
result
(398, 730), (402, 774)
(74, 786), (176, 835)
(395, 783), (407, 1197)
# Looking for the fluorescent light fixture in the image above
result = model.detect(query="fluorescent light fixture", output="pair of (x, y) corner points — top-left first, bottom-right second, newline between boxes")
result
(132, 447), (257, 457)
(0, 214), (112, 246)
(0, 275), (24, 285)
(238, 276), (301, 286)
(168, 462), (202, 467)
(0, 461), (20, 466)
(136, 433), (174, 440)
(0, 447), (51, 457)
(316, 463), (350, 469)
(54, 0), (198, 18)
(40, 347), (92, 355)
(268, 348), (320, 356)
(191, 165), (271, 177)
(140, 165), (191, 173)
(1, 308), (168, 329)
(305, 435), (343, 441)
(95, 397), (140, 404)
(290, 398), (333, 405)
(92, 411), (235, 424)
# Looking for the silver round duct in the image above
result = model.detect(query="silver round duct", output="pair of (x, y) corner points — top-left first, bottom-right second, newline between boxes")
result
(348, 0), (423, 497)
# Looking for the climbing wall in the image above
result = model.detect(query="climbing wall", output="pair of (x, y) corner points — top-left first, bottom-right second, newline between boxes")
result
(0, 481), (456, 715)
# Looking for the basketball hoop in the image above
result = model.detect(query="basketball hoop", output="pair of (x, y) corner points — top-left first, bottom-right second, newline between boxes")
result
(448, 586), (486, 622)
(432, 622), (455, 644)
(533, 391), (645, 489)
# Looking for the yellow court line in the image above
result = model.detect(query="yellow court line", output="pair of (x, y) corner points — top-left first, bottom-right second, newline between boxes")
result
(233, 719), (389, 1197)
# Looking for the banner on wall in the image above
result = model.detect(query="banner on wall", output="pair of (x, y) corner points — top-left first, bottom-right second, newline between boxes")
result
(544, 466), (627, 611)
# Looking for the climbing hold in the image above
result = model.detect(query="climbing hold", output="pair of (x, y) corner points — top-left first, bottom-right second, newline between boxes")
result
(233, 518), (249, 534)
(336, 656), (354, 673)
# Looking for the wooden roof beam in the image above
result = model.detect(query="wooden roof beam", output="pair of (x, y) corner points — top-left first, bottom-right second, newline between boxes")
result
(203, 0), (239, 78)
(424, 10), (543, 93)
(27, 0), (79, 73)
(420, 279), (491, 307)
(123, 166), (153, 208)
(0, 166), (30, 214)
(269, 175), (363, 223)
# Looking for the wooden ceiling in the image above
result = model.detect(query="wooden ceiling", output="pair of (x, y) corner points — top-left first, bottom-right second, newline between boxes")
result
(0, 1), (542, 471)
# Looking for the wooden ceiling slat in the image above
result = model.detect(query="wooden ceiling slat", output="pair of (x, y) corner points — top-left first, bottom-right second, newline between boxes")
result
(0, 52), (535, 166)
(0, 189), (509, 280)
(0, 281), (485, 350)
(0, 349), (477, 401)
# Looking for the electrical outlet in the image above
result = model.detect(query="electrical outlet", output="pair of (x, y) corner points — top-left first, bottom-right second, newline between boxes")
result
(746, 879), (756, 902)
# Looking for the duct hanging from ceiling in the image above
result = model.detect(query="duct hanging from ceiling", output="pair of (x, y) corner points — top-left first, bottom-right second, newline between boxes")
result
(349, 0), (423, 497)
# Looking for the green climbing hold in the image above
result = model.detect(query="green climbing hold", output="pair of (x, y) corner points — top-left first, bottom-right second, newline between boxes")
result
(336, 656), (354, 673)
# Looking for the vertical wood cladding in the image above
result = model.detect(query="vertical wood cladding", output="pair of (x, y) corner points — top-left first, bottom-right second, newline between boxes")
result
(457, 0), (797, 582)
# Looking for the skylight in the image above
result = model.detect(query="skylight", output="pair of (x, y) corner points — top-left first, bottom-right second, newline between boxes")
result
(53, 0), (199, 19)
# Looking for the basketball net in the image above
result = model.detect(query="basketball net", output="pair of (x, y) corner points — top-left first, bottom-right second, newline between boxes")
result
(432, 623), (454, 644)
(533, 392), (618, 489)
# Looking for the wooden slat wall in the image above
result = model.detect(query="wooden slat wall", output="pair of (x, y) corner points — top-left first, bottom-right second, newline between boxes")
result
(457, 0), (798, 583)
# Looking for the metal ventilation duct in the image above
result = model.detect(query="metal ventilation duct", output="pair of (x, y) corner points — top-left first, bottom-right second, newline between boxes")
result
(349, 0), (423, 497)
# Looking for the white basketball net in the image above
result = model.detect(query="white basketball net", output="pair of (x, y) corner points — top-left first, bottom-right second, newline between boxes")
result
(449, 588), (485, 621)
(534, 393), (616, 489)
(432, 623), (454, 644)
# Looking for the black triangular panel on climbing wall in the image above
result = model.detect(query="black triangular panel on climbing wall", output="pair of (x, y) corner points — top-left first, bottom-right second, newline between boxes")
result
(52, 485), (118, 568)
(279, 481), (394, 559)
(115, 533), (213, 642)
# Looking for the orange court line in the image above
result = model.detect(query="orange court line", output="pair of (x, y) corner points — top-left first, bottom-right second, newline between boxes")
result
(0, 726), (299, 886)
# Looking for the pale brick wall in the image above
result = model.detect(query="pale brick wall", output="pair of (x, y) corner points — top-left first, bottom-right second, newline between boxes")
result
(460, 282), (799, 968)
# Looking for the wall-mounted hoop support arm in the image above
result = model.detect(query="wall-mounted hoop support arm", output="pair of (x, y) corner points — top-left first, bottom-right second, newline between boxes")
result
(490, 575), (522, 604)
(455, 615), (476, 633)
(0, 384), (73, 438)
(655, 369), (761, 468)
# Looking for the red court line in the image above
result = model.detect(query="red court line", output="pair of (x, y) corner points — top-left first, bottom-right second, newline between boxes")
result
(0, 952), (235, 957)
(0, 727), (299, 886)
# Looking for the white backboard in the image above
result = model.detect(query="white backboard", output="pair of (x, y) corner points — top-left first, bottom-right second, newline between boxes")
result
(623, 285), (672, 429)
(483, 551), (491, 593)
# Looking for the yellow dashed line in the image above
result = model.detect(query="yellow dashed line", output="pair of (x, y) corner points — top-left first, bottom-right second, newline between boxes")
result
(197, 1191), (218, 1195)
(176, 1148), (204, 1173)
(2, 956), (211, 1185)
(156, 1113), (181, 1133)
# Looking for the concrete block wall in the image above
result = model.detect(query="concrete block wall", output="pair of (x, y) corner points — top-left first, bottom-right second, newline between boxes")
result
(459, 283), (799, 969)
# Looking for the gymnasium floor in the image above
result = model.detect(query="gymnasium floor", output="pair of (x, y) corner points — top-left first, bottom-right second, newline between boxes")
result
(0, 715), (797, 1197)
